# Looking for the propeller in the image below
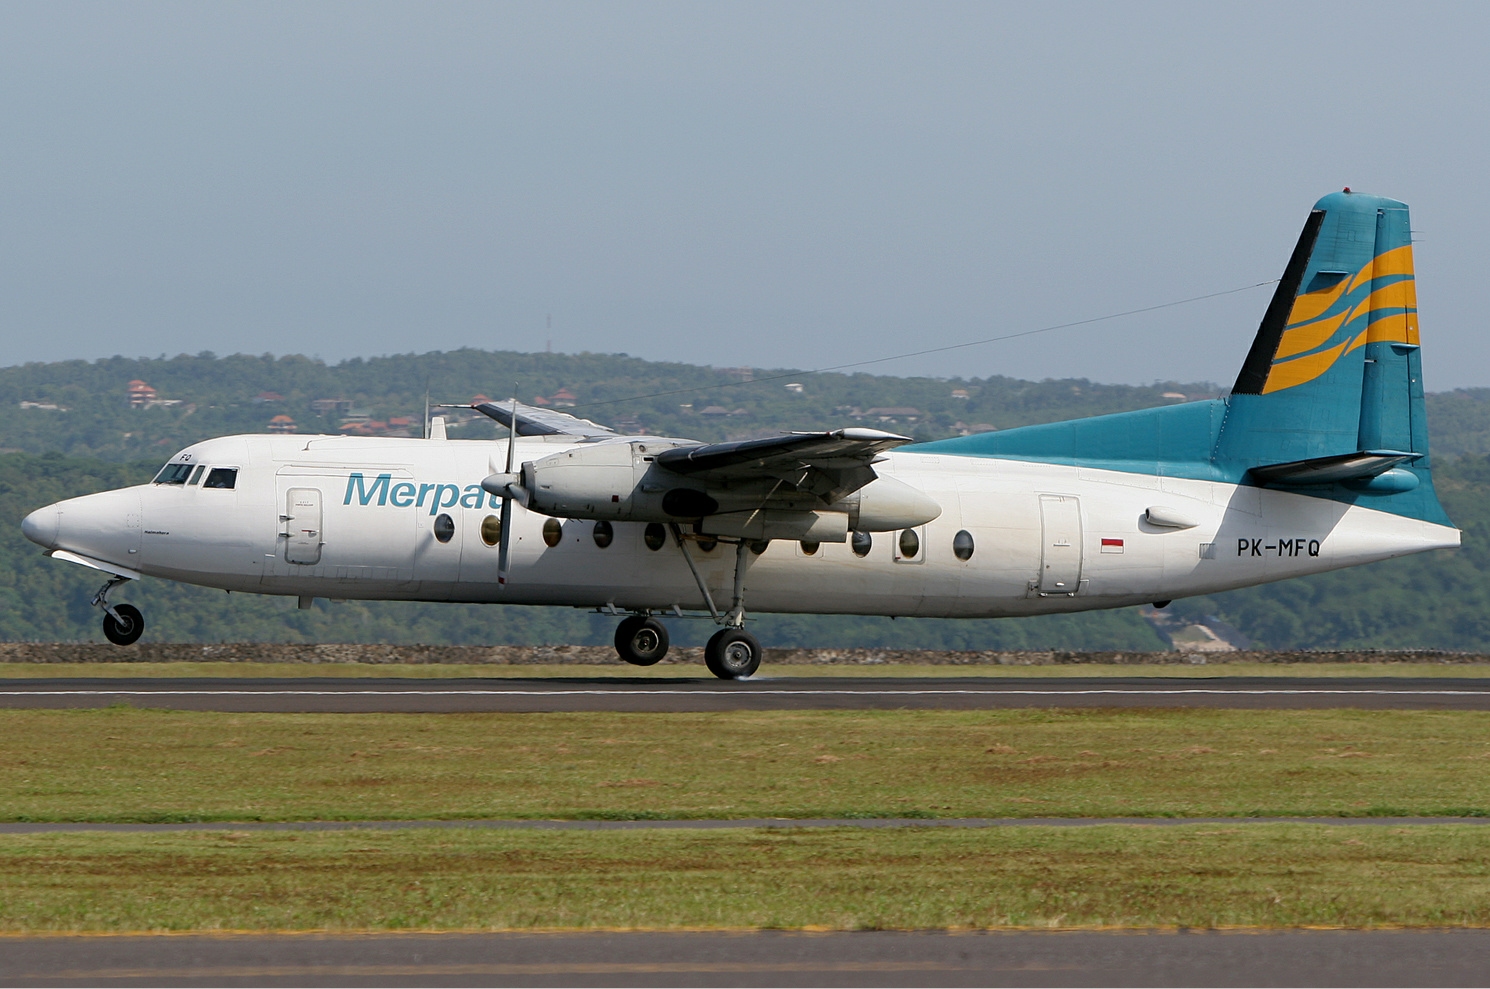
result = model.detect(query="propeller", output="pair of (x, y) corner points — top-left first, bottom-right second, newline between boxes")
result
(481, 397), (527, 586)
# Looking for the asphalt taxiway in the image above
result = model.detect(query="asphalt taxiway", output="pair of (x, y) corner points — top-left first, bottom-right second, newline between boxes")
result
(3, 929), (1488, 987)
(2, 675), (1490, 712)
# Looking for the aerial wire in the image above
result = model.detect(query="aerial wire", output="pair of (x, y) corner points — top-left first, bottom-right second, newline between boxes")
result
(564, 278), (1279, 414)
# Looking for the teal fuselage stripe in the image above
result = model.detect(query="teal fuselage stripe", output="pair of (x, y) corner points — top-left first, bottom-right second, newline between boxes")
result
(904, 399), (1453, 527)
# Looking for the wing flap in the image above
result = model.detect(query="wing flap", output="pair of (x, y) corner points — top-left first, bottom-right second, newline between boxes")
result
(655, 428), (910, 476)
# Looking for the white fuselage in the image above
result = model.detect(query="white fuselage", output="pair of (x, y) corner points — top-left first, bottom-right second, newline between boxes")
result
(28, 432), (1461, 618)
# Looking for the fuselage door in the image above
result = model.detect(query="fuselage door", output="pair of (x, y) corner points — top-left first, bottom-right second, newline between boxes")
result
(1038, 494), (1083, 594)
(283, 487), (323, 565)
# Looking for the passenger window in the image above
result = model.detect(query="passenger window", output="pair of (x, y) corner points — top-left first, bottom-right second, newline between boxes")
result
(188, 465), (206, 485)
(203, 468), (238, 490)
(153, 462), (194, 485)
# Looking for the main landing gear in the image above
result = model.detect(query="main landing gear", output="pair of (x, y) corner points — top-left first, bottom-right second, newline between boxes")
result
(614, 615), (670, 666)
(93, 576), (144, 646)
(607, 529), (768, 680)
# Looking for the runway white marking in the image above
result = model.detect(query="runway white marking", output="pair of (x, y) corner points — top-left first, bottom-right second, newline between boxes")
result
(1, 688), (1487, 697)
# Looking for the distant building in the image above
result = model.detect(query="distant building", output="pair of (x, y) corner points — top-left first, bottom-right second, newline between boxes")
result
(267, 414), (297, 434)
(126, 379), (183, 410)
(253, 391), (283, 404)
(532, 395), (552, 406)
(699, 406), (731, 416)
(551, 388), (577, 408)
(722, 367), (754, 382)
(1161, 392), (1187, 401)
(860, 407), (922, 423)
(470, 394), (492, 406)
(18, 401), (65, 411)
(950, 388), (969, 400)
(784, 382), (804, 393)
(310, 398), (354, 416)
(127, 380), (156, 408)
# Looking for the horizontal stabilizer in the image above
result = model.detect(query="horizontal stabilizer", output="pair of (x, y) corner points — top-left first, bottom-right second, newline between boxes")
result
(1248, 450), (1417, 486)
(471, 400), (614, 438)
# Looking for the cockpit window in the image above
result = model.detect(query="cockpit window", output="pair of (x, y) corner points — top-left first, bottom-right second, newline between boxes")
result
(203, 467), (238, 490)
(188, 464), (205, 485)
(153, 462), (194, 485)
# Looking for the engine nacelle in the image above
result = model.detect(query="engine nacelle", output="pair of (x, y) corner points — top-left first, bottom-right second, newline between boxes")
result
(483, 438), (941, 535)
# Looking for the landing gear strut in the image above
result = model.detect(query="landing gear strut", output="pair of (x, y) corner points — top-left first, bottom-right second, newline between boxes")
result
(614, 615), (670, 666)
(93, 576), (144, 646)
(667, 526), (765, 680)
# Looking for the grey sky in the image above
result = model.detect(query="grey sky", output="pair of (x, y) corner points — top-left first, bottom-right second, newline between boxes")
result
(2, 2), (1486, 388)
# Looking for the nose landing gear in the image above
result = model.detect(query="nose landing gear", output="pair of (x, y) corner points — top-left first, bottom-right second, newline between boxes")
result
(93, 577), (144, 646)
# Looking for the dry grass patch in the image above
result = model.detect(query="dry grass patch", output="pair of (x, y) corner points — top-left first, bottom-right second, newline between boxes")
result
(3, 708), (1490, 822)
(2, 825), (1490, 931)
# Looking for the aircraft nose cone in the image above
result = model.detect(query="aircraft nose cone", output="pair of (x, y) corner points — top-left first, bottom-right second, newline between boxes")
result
(21, 505), (60, 550)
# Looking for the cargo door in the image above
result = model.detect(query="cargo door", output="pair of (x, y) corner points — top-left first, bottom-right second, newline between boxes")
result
(1038, 494), (1083, 594)
(283, 487), (323, 565)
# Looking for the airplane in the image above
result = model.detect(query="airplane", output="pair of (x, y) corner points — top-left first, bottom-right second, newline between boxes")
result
(20, 190), (1459, 679)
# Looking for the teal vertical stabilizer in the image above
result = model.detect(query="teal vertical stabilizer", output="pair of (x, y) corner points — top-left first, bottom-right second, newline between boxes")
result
(910, 191), (1451, 525)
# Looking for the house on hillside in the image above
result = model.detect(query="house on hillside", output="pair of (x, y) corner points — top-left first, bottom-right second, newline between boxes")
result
(310, 398), (354, 416)
(858, 407), (922, 424)
(551, 388), (577, 408)
(127, 380), (156, 408)
(267, 414), (297, 434)
(127, 379), (183, 410)
(253, 391), (283, 404)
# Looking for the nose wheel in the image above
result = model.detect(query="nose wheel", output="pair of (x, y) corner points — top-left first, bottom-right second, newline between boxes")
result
(102, 604), (145, 646)
(92, 576), (144, 646)
(614, 615), (670, 666)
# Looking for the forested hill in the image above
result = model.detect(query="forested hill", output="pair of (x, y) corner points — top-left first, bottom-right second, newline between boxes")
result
(0, 349), (1222, 461)
(6, 348), (1490, 462)
(3, 348), (1490, 650)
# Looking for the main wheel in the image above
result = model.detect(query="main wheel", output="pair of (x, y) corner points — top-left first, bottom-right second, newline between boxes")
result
(102, 604), (144, 646)
(614, 615), (670, 666)
(704, 627), (761, 680)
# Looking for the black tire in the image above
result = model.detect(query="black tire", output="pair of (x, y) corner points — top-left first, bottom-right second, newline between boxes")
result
(102, 604), (144, 646)
(614, 616), (670, 666)
(704, 627), (761, 680)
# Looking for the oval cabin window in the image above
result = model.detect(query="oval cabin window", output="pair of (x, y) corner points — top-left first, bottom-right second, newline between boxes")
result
(644, 523), (666, 551)
(851, 530), (872, 557)
(480, 515), (502, 547)
(898, 528), (920, 558)
(542, 517), (563, 547)
(953, 529), (975, 561)
(433, 513), (455, 543)
(593, 521), (614, 548)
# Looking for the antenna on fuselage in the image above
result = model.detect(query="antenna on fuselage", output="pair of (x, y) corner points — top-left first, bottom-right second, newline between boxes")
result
(422, 384), (430, 440)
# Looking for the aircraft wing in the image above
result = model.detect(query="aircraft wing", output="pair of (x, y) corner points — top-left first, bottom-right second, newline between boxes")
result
(655, 428), (912, 500)
(472, 400), (615, 438)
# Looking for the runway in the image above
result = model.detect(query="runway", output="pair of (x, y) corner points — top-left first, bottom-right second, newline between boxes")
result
(3, 930), (1488, 987)
(2, 675), (1490, 711)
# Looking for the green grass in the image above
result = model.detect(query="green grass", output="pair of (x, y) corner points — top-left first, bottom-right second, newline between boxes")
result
(4, 825), (1490, 931)
(4, 661), (1490, 678)
(6, 709), (1490, 822)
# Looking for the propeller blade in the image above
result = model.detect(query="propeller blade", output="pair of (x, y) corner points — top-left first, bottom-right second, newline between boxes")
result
(496, 495), (514, 585)
(504, 396), (518, 473)
(497, 396), (518, 586)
